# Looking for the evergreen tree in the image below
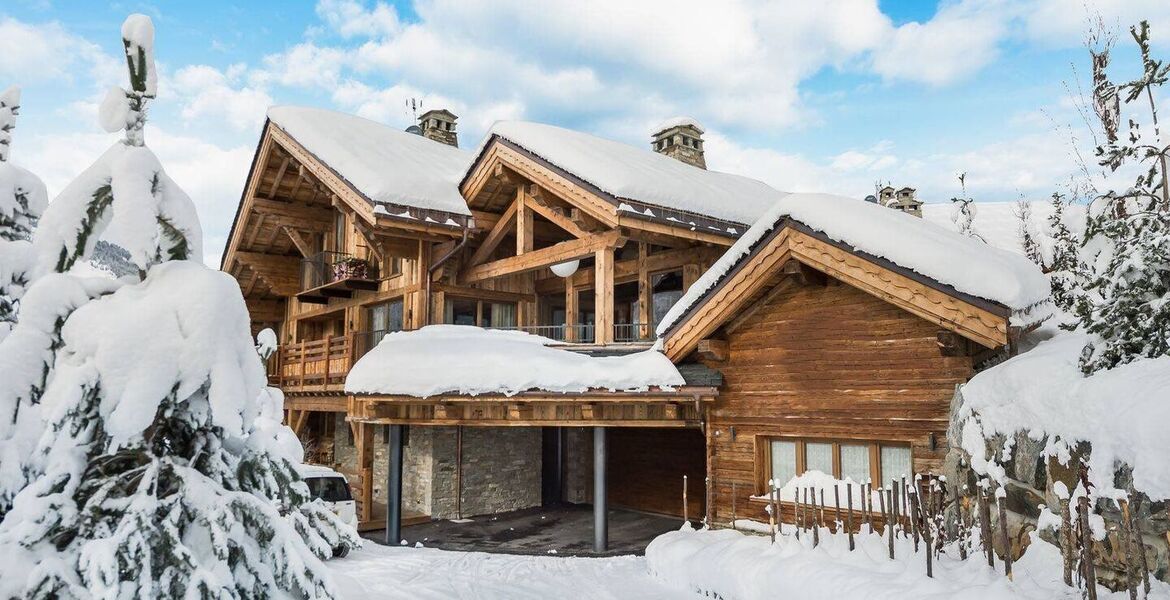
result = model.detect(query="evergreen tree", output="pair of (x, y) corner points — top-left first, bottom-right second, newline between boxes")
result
(1074, 20), (1170, 373)
(0, 15), (357, 597)
(949, 172), (984, 242)
(0, 85), (49, 341)
(1014, 197), (1043, 267)
(1046, 192), (1082, 313)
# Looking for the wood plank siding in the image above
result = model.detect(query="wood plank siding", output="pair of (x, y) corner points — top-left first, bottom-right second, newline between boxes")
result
(702, 279), (974, 526)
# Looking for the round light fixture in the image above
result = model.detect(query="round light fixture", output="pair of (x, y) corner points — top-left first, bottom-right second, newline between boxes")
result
(550, 260), (580, 278)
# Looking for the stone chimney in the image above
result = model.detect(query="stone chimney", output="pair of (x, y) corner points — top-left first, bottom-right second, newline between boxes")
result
(419, 109), (458, 147)
(651, 117), (706, 169)
(878, 185), (924, 218)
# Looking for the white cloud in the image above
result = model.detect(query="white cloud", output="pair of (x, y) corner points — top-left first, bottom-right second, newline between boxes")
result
(255, 42), (347, 89)
(172, 64), (273, 132)
(316, 0), (401, 38)
(0, 17), (120, 85)
(871, 0), (1009, 86)
(1023, 0), (1170, 48)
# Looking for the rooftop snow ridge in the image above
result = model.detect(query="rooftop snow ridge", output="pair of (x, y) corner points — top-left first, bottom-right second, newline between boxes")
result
(475, 120), (784, 226)
(656, 193), (1051, 338)
(266, 106), (472, 217)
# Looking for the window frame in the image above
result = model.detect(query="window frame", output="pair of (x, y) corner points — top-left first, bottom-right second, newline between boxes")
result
(758, 436), (913, 494)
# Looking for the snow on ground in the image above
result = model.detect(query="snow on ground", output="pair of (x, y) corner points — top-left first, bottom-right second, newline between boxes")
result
(345, 325), (683, 397)
(657, 193), (1050, 337)
(958, 322), (1170, 499)
(646, 526), (1170, 600)
(482, 120), (785, 225)
(267, 106), (471, 216)
(329, 543), (695, 600)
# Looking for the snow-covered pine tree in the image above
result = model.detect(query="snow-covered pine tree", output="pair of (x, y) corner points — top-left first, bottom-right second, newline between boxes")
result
(0, 15), (357, 598)
(1014, 197), (1043, 266)
(0, 85), (49, 341)
(1046, 192), (1082, 313)
(1074, 20), (1170, 373)
(949, 172), (984, 242)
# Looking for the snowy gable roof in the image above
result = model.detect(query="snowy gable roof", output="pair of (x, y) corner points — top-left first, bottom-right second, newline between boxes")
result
(345, 325), (684, 397)
(266, 106), (471, 217)
(473, 121), (784, 225)
(657, 193), (1052, 339)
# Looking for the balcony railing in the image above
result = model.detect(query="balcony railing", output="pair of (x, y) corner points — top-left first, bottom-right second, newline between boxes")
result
(273, 328), (404, 392)
(487, 323), (651, 344)
(298, 251), (380, 304)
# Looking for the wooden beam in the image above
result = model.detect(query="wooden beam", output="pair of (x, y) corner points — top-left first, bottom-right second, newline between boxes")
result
(637, 243), (652, 339)
(696, 339), (729, 361)
(462, 230), (626, 283)
(565, 272), (579, 343)
(594, 247), (614, 344)
(616, 215), (736, 246)
(467, 192), (520, 267)
(517, 188), (534, 255)
(251, 197), (334, 226)
(268, 157), (291, 199)
(526, 185), (590, 239)
(283, 226), (314, 257)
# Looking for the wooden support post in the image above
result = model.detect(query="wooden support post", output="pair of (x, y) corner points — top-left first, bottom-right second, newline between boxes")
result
(565, 273), (578, 342)
(1118, 498), (1137, 600)
(682, 475), (689, 525)
(846, 483), (855, 551)
(354, 421), (374, 525)
(811, 487), (820, 547)
(594, 248), (614, 344)
(997, 490), (1012, 580)
(979, 484), (995, 568)
(731, 481), (738, 530)
(885, 488), (895, 559)
(517, 188), (534, 255)
(833, 486), (842, 533)
(637, 242), (652, 340)
(769, 480), (779, 544)
(682, 263), (700, 291)
(1079, 495), (1098, 600)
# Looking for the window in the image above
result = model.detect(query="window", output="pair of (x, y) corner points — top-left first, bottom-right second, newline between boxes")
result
(764, 438), (911, 489)
(443, 297), (517, 328)
(366, 300), (404, 349)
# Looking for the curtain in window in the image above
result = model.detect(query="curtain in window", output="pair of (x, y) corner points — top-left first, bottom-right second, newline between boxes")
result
(805, 442), (833, 475)
(489, 302), (516, 328)
(880, 446), (912, 484)
(770, 440), (797, 488)
(840, 444), (870, 484)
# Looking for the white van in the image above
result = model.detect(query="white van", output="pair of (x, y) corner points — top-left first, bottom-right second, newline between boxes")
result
(298, 464), (358, 557)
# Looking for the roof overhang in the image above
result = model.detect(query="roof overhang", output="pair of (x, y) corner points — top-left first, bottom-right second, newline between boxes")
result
(661, 218), (1018, 362)
(461, 135), (740, 246)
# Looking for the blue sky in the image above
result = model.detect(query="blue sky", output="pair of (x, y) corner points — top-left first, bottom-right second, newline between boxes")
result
(2, 0), (1169, 265)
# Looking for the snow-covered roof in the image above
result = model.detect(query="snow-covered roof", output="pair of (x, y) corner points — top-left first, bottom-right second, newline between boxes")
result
(477, 121), (783, 225)
(266, 106), (472, 217)
(654, 116), (704, 134)
(345, 325), (684, 397)
(657, 193), (1051, 337)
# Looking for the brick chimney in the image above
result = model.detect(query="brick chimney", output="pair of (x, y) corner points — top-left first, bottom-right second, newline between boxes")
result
(419, 109), (458, 147)
(651, 117), (706, 169)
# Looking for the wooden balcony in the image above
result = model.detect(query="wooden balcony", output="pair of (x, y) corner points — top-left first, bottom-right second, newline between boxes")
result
(276, 335), (353, 393)
(297, 251), (380, 304)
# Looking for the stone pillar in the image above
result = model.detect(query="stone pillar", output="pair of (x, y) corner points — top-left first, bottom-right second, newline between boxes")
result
(594, 426), (608, 552)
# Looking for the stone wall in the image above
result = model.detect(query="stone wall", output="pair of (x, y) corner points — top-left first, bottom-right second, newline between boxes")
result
(457, 427), (543, 517)
(563, 427), (593, 504)
(946, 389), (1170, 588)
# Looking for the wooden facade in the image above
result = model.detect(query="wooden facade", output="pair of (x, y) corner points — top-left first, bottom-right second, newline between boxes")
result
(223, 109), (1029, 536)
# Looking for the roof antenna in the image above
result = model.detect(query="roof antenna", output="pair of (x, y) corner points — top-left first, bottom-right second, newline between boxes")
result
(404, 98), (424, 135)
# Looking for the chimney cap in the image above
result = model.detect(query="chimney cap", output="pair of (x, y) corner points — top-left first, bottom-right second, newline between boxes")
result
(652, 116), (704, 137)
(420, 108), (458, 121)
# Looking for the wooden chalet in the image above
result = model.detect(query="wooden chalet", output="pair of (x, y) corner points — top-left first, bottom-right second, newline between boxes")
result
(222, 107), (1048, 551)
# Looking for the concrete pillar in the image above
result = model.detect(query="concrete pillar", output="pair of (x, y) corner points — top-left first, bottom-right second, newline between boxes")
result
(385, 424), (404, 546)
(593, 426), (608, 552)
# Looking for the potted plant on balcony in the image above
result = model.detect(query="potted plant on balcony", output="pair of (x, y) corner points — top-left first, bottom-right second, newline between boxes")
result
(333, 255), (369, 281)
